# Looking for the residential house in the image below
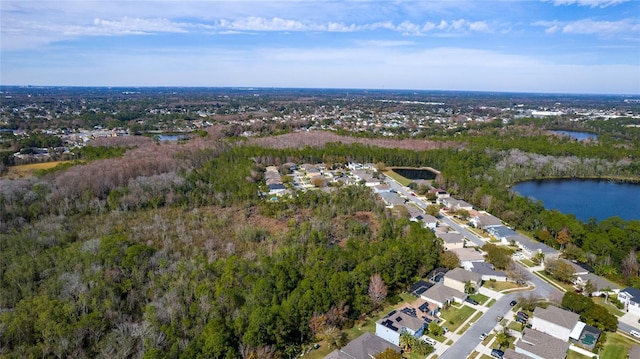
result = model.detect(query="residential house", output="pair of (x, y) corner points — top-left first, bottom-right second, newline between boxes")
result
(377, 192), (407, 207)
(420, 282), (466, 309)
(560, 259), (589, 276)
(443, 267), (482, 293)
(324, 332), (401, 359)
(449, 247), (485, 271)
(503, 348), (534, 359)
(628, 345), (640, 359)
(469, 262), (508, 282)
(373, 184), (392, 193)
(486, 225), (519, 244)
(440, 197), (473, 211)
(513, 234), (560, 260)
(531, 305), (581, 342)
(352, 169), (382, 187)
(437, 232), (465, 250)
(619, 287), (640, 316)
(514, 330), (570, 359)
(375, 310), (427, 346)
(267, 183), (287, 196)
(470, 212), (502, 229)
(422, 214), (438, 230)
(428, 188), (450, 199)
(574, 273), (620, 296)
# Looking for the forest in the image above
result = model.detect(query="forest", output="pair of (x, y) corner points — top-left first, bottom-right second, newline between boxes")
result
(1, 113), (640, 358)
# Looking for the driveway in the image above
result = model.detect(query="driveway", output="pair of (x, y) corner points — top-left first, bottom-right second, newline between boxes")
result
(439, 293), (519, 359)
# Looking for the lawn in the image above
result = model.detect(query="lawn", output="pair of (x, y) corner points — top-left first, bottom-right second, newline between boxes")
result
(382, 170), (413, 187)
(468, 293), (490, 305)
(600, 332), (636, 359)
(483, 280), (525, 292)
(439, 305), (476, 332)
(566, 350), (595, 359)
(458, 312), (484, 334)
(592, 296), (625, 317)
(487, 299), (496, 307)
(519, 259), (537, 268)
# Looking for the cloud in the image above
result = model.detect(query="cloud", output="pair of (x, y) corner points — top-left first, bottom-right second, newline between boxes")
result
(545, 0), (629, 7)
(533, 18), (639, 36)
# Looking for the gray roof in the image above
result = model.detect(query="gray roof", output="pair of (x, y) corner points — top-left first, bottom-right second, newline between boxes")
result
(516, 329), (570, 359)
(422, 214), (438, 224)
(470, 262), (507, 277)
(628, 344), (640, 359)
(377, 309), (425, 332)
(324, 332), (400, 359)
(474, 213), (503, 227)
(560, 259), (589, 274)
(444, 267), (482, 283)
(486, 225), (518, 238)
(378, 192), (407, 206)
(502, 348), (531, 359)
(533, 305), (579, 330)
(579, 273), (620, 291)
(421, 282), (465, 305)
(515, 234), (559, 256)
(437, 232), (465, 244)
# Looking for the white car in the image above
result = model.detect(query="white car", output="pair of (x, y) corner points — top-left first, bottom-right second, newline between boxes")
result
(479, 333), (488, 340)
(630, 330), (640, 338)
(423, 337), (437, 346)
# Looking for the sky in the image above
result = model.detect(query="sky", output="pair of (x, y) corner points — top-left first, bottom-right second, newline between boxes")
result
(1, 0), (639, 94)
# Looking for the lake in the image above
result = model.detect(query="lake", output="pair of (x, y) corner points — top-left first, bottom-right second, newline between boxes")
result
(512, 179), (640, 222)
(158, 134), (189, 142)
(550, 130), (598, 141)
(392, 168), (437, 180)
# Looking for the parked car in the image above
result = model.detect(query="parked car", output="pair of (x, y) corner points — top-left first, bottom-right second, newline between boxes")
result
(496, 315), (503, 321)
(517, 311), (529, 319)
(630, 330), (640, 338)
(509, 300), (517, 306)
(516, 317), (527, 324)
(465, 297), (479, 305)
(423, 337), (437, 346)
(479, 333), (488, 340)
(491, 349), (505, 358)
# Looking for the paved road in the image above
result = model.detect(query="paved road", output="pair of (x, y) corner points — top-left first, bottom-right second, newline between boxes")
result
(438, 215), (485, 247)
(439, 293), (519, 359)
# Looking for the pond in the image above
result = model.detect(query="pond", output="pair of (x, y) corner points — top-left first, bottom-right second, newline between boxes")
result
(550, 130), (598, 141)
(392, 168), (437, 180)
(157, 134), (189, 142)
(512, 179), (640, 222)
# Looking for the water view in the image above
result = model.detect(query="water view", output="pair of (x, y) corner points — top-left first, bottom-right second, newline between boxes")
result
(512, 179), (640, 222)
(550, 130), (598, 141)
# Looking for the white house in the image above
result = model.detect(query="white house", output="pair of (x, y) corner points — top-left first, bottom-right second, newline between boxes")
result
(450, 247), (485, 271)
(531, 305), (581, 342)
(375, 310), (427, 346)
(619, 287), (640, 316)
(574, 273), (620, 296)
(422, 214), (438, 230)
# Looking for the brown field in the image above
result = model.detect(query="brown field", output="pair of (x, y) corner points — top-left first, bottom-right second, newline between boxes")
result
(4, 161), (72, 179)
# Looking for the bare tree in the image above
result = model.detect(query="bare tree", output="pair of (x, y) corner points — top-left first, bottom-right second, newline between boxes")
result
(621, 250), (639, 280)
(368, 273), (387, 308)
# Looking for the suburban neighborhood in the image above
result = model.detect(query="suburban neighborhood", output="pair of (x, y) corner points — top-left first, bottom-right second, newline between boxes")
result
(264, 162), (640, 359)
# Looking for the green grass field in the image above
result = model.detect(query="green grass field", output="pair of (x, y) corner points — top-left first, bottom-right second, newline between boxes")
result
(468, 293), (490, 305)
(440, 305), (476, 332)
(382, 169), (413, 186)
(600, 332), (636, 359)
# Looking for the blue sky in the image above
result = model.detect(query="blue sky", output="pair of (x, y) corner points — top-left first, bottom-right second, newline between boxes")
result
(1, 0), (639, 94)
